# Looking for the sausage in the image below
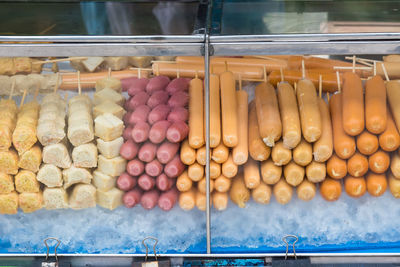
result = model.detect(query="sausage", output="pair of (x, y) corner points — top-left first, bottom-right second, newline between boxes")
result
(273, 178), (293, 205)
(164, 155), (185, 178)
(138, 174), (156, 191)
(123, 111), (132, 125)
(232, 90), (249, 165)
(211, 143), (229, 164)
(148, 104), (171, 125)
(119, 139), (139, 160)
(330, 93), (356, 159)
(255, 82), (281, 147)
(365, 76), (386, 134)
(306, 161), (326, 183)
(344, 175), (366, 198)
(389, 172), (400, 198)
(147, 90), (169, 108)
(198, 177), (214, 194)
(166, 77), (190, 95)
(121, 77), (137, 91)
(277, 82), (301, 149)
(251, 181), (272, 204)
(248, 102), (270, 161)
(391, 152), (400, 178)
(297, 79), (322, 142)
(210, 74), (221, 148)
(293, 138), (313, 166)
(158, 187), (178, 211)
(220, 71), (238, 147)
(379, 110), (400, 152)
(180, 139), (196, 165)
(386, 81), (400, 130)
(366, 172), (387, 197)
(213, 191), (228, 211)
(196, 146), (207, 166)
(149, 120), (171, 144)
(138, 142), (157, 163)
(188, 162), (204, 182)
(166, 121), (189, 143)
(129, 105), (151, 125)
(229, 172), (250, 208)
(260, 159), (282, 185)
(357, 131), (379, 156)
(145, 160), (163, 177)
(313, 98), (333, 162)
(156, 173), (173, 192)
(168, 91), (189, 108)
(117, 172), (137, 191)
(156, 141), (179, 164)
(127, 78), (149, 96)
(320, 178), (342, 201)
(376, 62), (400, 79)
(126, 159), (144, 176)
(178, 188), (196, 211)
(369, 150), (390, 173)
(210, 161), (221, 179)
(131, 121), (150, 143)
(288, 56), (362, 71)
(188, 78), (204, 148)
(128, 91), (150, 110)
(243, 158), (261, 189)
(296, 179), (316, 201)
(195, 191), (207, 211)
(176, 171), (193, 192)
(347, 152), (368, 177)
(271, 141), (292, 166)
(167, 107), (188, 123)
(383, 55), (400, 62)
(214, 175), (231, 193)
(123, 188), (143, 208)
(326, 154), (347, 179)
(140, 189), (160, 210)
(283, 161), (305, 187)
(221, 154), (238, 178)
(146, 76), (170, 94)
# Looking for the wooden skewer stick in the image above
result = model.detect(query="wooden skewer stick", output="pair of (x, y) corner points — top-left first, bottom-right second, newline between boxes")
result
(157, 63), (160, 76)
(54, 72), (60, 93)
(129, 67), (152, 71)
(9, 80), (15, 100)
(138, 68), (141, 79)
(108, 68), (111, 78)
(294, 82), (297, 94)
(301, 60), (306, 79)
(373, 61), (377, 76)
(381, 63), (390, 82)
(32, 57), (88, 64)
(151, 60), (176, 64)
(280, 67), (284, 83)
(20, 90), (27, 108)
(195, 71), (199, 79)
(249, 55), (287, 62)
(333, 66), (372, 70)
(345, 56), (380, 63)
(326, 92), (330, 102)
(177, 68), (180, 78)
(319, 75), (322, 98)
(336, 71), (341, 93)
(352, 55), (356, 74)
(42, 68), (70, 73)
(263, 65), (267, 82)
(356, 59), (373, 67)
(77, 71), (82, 95)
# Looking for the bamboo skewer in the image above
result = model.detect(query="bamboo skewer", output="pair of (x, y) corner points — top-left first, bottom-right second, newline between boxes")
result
(382, 63), (390, 82)
(20, 90), (27, 109)
(319, 75), (322, 98)
(32, 57), (88, 64)
(336, 71), (341, 93)
(301, 60), (306, 79)
(333, 66), (372, 70)
(263, 65), (267, 82)
(280, 67), (284, 83)
(9, 80), (15, 100)
(77, 71), (81, 95)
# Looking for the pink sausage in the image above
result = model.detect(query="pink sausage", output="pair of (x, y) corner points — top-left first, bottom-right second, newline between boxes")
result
(166, 121), (189, 143)
(129, 105), (151, 125)
(127, 78), (149, 96)
(128, 91), (149, 110)
(167, 107), (189, 123)
(138, 174), (156, 191)
(138, 142), (157, 163)
(156, 173), (174, 191)
(158, 187), (178, 211)
(131, 122), (150, 143)
(123, 126), (133, 141)
(156, 141), (180, 164)
(126, 159), (145, 176)
(140, 189), (160, 210)
(123, 111), (132, 125)
(168, 91), (189, 108)
(147, 91), (169, 109)
(145, 159), (163, 177)
(124, 100), (131, 111)
(166, 78), (190, 95)
(123, 188), (143, 208)
(164, 155), (185, 178)
(149, 120), (171, 144)
(121, 77), (137, 91)
(117, 172), (137, 191)
(120, 139), (139, 160)
(146, 76), (170, 94)
(148, 104), (171, 125)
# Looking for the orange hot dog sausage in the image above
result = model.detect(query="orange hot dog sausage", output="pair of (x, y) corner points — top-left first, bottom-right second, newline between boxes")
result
(313, 98), (333, 162)
(248, 102), (271, 161)
(357, 131), (379, 156)
(220, 71), (238, 147)
(320, 178), (342, 201)
(344, 175), (367, 198)
(326, 154), (347, 179)
(342, 72), (364, 136)
(365, 75), (386, 134)
(369, 150), (390, 174)
(347, 152), (368, 177)
(379, 110), (400, 152)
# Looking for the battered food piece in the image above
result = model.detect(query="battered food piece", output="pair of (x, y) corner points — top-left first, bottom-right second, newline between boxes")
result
(0, 149), (19, 174)
(69, 184), (97, 210)
(96, 187), (123, 210)
(0, 173), (14, 194)
(94, 88), (124, 106)
(37, 164), (63, 187)
(94, 113), (124, 141)
(72, 143), (98, 168)
(68, 95), (94, 146)
(93, 170), (116, 191)
(96, 137), (124, 159)
(43, 187), (69, 210)
(98, 155), (126, 177)
(18, 145), (42, 173)
(19, 191), (43, 213)
(95, 76), (122, 92)
(42, 143), (71, 169)
(0, 191), (18, 214)
(14, 170), (40, 193)
(93, 101), (125, 120)
(62, 166), (93, 189)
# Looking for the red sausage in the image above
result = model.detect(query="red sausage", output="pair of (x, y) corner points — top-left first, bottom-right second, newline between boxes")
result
(131, 122), (150, 143)
(158, 187), (179, 211)
(128, 91), (149, 110)
(138, 142), (157, 162)
(146, 76), (170, 94)
(127, 78), (149, 96)
(166, 121), (189, 143)
(156, 173), (174, 191)
(166, 78), (190, 95)
(148, 104), (171, 125)
(167, 107), (189, 123)
(120, 139), (139, 160)
(147, 90), (169, 108)
(138, 174), (156, 191)
(168, 91), (189, 108)
(149, 120), (171, 144)
(123, 126), (133, 141)
(156, 141), (180, 164)
(140, 189), (160, 210)
(123, 188), (143, 208)
(164, 155), (185, 178)
(129, 105), (151, 125)
(126, 159), (145, 176)
(123, 111), (132, 125)
(145, 159), (163, 177)
(117, 172), (137, 191)
(121, 77), (138, 91)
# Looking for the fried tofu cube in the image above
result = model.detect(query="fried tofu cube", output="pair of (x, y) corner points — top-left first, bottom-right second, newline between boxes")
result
(97, 188), (123, 210)
(93, 88), (125, 106)
(37, 121), (66, 146)
(72, 143), (98, 168)
(43, 187), (69, 210)
(95, 76), (122, 92)
(0, 58), (14, 75)
(43, 143), (71, 169)
(0, 173), (14, 194)
(68, 122), (94, 147)
(15, 170), (40, 193)
(103, 57), (129, 72)
(94, 113), (123, 141)
(92, 170), (116, 191)
(19, 191), (43, 213)
(0, 149), (19, 174)
(98, 155), (126, 177)
(62, 166), (93, 189)
(13, 57), (32, 74)
(0, 191), (18, 214)
(93, 101), (126, 120)
(37, 164), (63, 187)
(82, 57), (104, 72)
(18, 145), (42, 173)
(96, 137), (123, 159)
(128, 56), (153, 68)
(12, 123), (38, 155)
(69, 184), (96, 210)
(68, 94), (92, 108)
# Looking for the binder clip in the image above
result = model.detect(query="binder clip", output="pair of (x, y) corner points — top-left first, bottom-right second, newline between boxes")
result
(41, 237), (60, 267)
(132, 237), (170, 267)
(282, 235), (298, 260)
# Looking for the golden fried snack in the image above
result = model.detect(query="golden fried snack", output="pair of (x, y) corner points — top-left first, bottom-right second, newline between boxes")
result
(18, 145), (42, 173)
(18, 191), (43, 213)
(15, 170), (40, 193)
(0, 149), (19, 174)
(0, 191), (18, 214)
(0, 172), (14, 194)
